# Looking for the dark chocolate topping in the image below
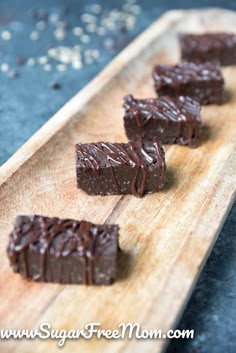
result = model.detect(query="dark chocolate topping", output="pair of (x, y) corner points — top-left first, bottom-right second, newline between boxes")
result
(179, 32), (236, 51)
(8, 215), (118, 257)
(76, 141), (164, 169)
(153, 62), (223, 86)
(76, 141), (166, 197)
(123, 94), (201, 126)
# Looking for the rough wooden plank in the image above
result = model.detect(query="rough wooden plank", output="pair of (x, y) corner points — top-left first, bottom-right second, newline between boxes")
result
(0, 8), (236, 353)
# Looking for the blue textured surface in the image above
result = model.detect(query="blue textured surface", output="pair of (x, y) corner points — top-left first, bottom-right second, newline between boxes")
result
(0, 1), (235, 353)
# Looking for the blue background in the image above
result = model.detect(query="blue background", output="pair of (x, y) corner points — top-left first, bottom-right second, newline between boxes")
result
(0, 1), (235, 352)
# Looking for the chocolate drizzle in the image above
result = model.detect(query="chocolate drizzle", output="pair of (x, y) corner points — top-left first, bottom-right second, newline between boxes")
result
(152, 62), (224, 106)
(179, 32), (236, 65)
(7, 215), (119, 285)
(180, 32), (236, 48)
(123, 94), (201, 125)
(76, 141), (166, 197)
(153, 62), (223, 87)
(123, 95), (201, 145)
(123, 95), (201, 147)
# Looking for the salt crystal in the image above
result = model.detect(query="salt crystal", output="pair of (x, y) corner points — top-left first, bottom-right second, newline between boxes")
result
(44, 64), (52, 71)
(90, 4), (102, 15)
(56, 64), (67, 72)
(81, 13), (96, 23)
(72, 27), (83, 36)
(27, 58), (36, 66)
(81, 34), (90, 43)
(1, 63), (9, 72)
(38, 56), (48, 65)
(36, 21), (46, 31)
(1, 31), (12, 41)
(54, 28), (65, 41)
(30, 31), (40, 40)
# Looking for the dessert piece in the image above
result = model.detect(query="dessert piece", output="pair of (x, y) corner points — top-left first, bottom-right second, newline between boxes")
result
(7, 215), (119, 285)
(76, 141), (166, 197)
(123, 95), (201, 148)
(179, 32), (236, 66)
(152, 62), (224, 105)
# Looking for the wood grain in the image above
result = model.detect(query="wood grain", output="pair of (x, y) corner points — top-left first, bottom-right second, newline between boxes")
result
(0, 8), (236, 353)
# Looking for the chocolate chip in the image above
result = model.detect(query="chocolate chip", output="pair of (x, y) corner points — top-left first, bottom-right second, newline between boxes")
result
(28, 8), (48, 21)
(37, 9), (48, 21)
(9, 70), (19, 78)
(118, 22), (127, 33)
(60, 6), (69, 16)
(16, 55), (25, 65)
(28, 8), (38, 18)
(50, 81), (61, 89)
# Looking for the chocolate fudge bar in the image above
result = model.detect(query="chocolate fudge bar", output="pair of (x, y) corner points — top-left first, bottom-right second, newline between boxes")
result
(7, 215), (119, 285)
(153, 62), (224, 105)
(76, 141), (166, 197)
(123, 95), (201, 148)
(179, 32), (236, 66)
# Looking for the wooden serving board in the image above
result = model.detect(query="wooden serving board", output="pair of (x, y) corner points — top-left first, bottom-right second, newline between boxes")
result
(0, 8), (236, 353)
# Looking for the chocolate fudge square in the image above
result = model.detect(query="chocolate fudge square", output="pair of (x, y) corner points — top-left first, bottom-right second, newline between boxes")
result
(76, 141), (166, 197)
(179, 32), (236, 66)
(123, 95), (201, 148)
(7, 215), (119, 285)
(152, 62), (224, 105)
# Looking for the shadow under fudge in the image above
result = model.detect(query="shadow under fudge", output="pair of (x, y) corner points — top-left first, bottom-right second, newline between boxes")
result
(200, 123), (211, 144)
(161, 167), (177, 192)
(117, 249), (133, 282)
(224, 89), (233, 103)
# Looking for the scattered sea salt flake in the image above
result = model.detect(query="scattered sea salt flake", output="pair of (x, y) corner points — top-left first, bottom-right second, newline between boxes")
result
(72, 26), (83, 36)
(38, 56), (48, 65)
(30, 31), (40, 40)
(81, 34), (90, 43)
(44, 64), (52, 71)
(1, 63), (9, 72)
(27, 57), (36, 66)
(56, 64), (67, 72)
(36, 21), (46, 30)
(54, 28), (65, 40)
(1, 30), (12, 40)
(90, 4), (102, 15)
